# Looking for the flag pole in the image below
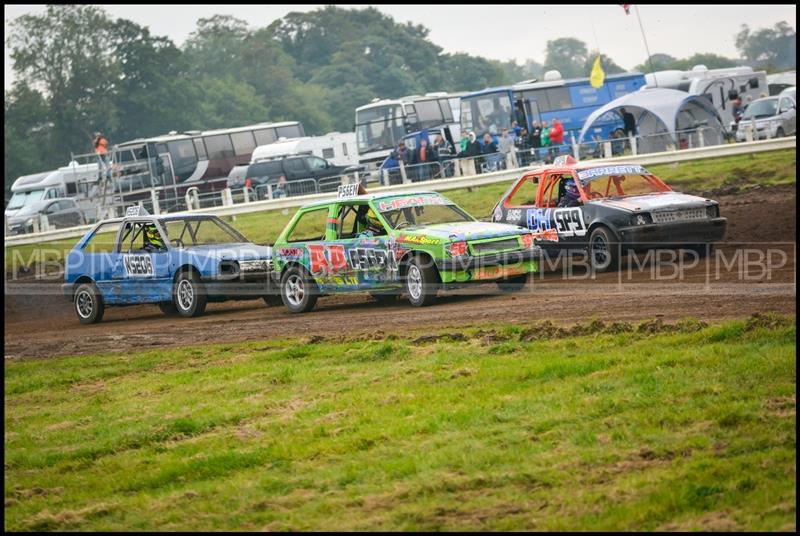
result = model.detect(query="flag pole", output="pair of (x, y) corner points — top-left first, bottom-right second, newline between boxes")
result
(634, 5), (658, 87)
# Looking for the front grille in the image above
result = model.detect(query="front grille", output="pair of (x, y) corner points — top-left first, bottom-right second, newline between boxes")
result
(469, 238), (521, 256)
(651, 208), (708, 224)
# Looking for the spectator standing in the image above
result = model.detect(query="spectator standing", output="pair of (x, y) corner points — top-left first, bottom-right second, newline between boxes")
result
(497, 128), (517, 169)
(620, 107), (636, 137)
(516, 127), (530, 166)
(528, 121), (542, 162)
(432, 134), (454, 177)
(459, 131), (482, 176)
(93, 132), (111, 180)
(481, 132), (500, 172)
(272, 175), (288, 198)
(511, 120), (522, 137)
(412, 138), (434, 182)
(548, 118), (565, 160)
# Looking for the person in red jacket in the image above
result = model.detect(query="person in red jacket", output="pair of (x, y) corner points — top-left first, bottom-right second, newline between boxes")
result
(548, 118), (564, 160)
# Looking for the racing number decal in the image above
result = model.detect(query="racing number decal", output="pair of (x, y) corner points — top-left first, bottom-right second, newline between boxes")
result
(308, 244), (348, 274)
(123, 254), (155, 277)
(553, 208), (587, 237)
(307, 244), (398, 274)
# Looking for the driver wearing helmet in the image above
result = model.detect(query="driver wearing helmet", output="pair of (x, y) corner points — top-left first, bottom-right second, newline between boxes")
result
(142, 223), (166, 252)
(557, 178), (582, 208)
(358, 208), (386, 237)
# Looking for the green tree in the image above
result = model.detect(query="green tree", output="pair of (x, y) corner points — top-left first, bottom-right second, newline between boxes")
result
(736, 21), (796, 71)
(7, 5), (119, 157)
(4, 83), (55, 196)
(543, 38), (589, 78)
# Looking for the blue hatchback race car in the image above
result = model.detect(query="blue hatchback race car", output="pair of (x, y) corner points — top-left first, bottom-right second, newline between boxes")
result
(63, 207), (276, 324)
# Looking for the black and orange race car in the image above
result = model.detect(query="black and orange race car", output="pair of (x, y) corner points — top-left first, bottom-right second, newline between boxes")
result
(490, 156), (727, 271)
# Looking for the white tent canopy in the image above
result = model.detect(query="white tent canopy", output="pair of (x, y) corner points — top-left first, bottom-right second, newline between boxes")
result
(577, 88), (725, 154)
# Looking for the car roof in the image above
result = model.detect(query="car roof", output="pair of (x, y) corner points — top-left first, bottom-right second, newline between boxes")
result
(298, 191), (447, 210)
(91, 213), (222, 226)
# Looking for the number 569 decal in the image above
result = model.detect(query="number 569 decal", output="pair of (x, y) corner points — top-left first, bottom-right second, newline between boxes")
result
(553, 208), (587, 237)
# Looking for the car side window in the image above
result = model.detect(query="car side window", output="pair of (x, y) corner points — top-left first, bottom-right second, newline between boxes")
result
(308, 157), (328, 171)
(506, 176), (539, 207)
(82, 222), (121, 253)
(539, 175), (562, 208)
(286, 208), (329, 242)
(284, 158), (306, 173)
(336, 204), (365, 239)
(45, 202), (59, 214)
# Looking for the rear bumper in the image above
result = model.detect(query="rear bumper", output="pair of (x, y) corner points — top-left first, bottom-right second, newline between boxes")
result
(617, 218), (727, 248)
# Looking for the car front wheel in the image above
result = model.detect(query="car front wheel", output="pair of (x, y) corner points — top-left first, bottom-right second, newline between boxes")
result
(74, 282), (105, 324)
(404, 256), (439, 307)
(589, 226), (619, 272)
(173, 270), (207, 317)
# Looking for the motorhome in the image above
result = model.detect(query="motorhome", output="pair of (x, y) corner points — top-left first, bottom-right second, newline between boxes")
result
(643, 65), (768, 130)
(6, 162), (105, 223)
(250, 132), (357, 167)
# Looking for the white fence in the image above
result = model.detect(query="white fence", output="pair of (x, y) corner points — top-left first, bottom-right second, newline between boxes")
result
(5, 136), (795, 247)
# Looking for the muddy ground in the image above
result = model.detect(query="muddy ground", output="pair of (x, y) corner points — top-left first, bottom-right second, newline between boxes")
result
(4, 185), (796, 360)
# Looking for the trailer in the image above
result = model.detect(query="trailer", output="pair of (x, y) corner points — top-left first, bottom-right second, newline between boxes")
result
(250, 132), (358, 167)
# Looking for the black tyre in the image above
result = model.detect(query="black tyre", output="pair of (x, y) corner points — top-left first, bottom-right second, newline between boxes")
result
(280, 266), (318, 313)
(497, 274), (528, 292)
(158, 301), (179, 315)
(263, 294), (283, 307)
(589, 226), (619, 272)
(74, 282), (105, 324)
(172, 270), (207, 318)
(404, 255), (439, 307)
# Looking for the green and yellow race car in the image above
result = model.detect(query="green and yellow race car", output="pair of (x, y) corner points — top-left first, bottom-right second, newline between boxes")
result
(271, 185), (542, 313)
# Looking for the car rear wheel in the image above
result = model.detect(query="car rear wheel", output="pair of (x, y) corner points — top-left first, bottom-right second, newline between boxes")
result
(172, 270), (207, 318)
(589, 226), (619, 272)
(497, 274), (528, 292)
(404, 256), (438, 307)
(281, 266), (318, 313)
(74, 282), (105, 324)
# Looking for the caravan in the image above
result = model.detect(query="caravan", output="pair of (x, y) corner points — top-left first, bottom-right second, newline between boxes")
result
(249, 132), (357, 167)
(644, 66), (768, 131)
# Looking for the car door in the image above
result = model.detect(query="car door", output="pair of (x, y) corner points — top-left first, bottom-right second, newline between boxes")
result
(43, 201), (69, 228)
(306, 156), (333, 180)
(111, 220), (173, 303)
(60, 200), (83, 227)
(779, 97), (796, 134)
(330, 202), (400, 292)
(534, 172), (588, 250)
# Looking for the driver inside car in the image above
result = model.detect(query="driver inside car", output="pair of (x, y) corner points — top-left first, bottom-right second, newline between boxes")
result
(357, 208), (387, 238)
(557, 178), (582, 208)
(142, 223), (167, 252)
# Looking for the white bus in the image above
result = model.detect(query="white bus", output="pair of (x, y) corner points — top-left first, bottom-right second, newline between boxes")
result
(354, 93), (462, 168)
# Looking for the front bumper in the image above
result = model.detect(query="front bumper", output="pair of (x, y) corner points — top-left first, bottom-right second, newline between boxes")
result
(617, 218), (727, 249)
(201, 271), (279, 297)
(437, 248), (541, 284)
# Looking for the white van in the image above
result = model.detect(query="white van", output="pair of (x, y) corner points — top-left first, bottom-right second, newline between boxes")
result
(250, 132), (357, 167)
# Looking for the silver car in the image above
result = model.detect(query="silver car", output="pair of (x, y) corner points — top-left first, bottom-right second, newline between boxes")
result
(7, 198), (86, 234)
(735, 94), (797, 142)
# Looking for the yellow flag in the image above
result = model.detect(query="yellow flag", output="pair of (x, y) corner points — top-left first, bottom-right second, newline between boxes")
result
(590, 55), (605, 88)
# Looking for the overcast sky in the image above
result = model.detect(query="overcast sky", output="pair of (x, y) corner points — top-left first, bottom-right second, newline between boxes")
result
(4, 4), (796, 90)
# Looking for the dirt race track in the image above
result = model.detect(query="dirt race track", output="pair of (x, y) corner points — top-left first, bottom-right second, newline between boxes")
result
(4, 185), (796, 360)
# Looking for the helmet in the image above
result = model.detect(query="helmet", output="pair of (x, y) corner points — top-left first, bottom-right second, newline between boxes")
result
(144, 224), (164, 247)
(564, 179), (580, 200)
(365, 209), (382, 231)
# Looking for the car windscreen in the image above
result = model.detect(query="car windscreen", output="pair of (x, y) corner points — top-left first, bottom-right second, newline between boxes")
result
(376, 195), (474, 229)
(577, 165), (667, 199)
(162, 217), (248, 246)
(742, 99), (778, 119)
(7, 189), (45, 210)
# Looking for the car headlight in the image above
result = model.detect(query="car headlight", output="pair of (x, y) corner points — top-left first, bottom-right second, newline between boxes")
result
(238, 259), (272, 272)
(706, 205), (719, 218)
(630, 213), (652, 226)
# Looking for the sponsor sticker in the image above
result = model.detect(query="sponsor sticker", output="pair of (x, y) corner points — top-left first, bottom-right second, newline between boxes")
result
(577, 165), (648, 182)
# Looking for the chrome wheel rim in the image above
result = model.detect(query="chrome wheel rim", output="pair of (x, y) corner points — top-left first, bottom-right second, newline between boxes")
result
(76, 290), (93, 318)
(407, 265), (422, 300)
(285, 274), (305, 306)
(177, 279), (194, 310)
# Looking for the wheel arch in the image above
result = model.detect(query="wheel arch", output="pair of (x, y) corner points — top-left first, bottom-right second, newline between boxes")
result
(398, 249), (441, 282)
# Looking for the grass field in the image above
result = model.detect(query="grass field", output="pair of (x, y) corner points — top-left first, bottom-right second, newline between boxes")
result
(5, 148), (796, 273)
(4, 315), (796, 531)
